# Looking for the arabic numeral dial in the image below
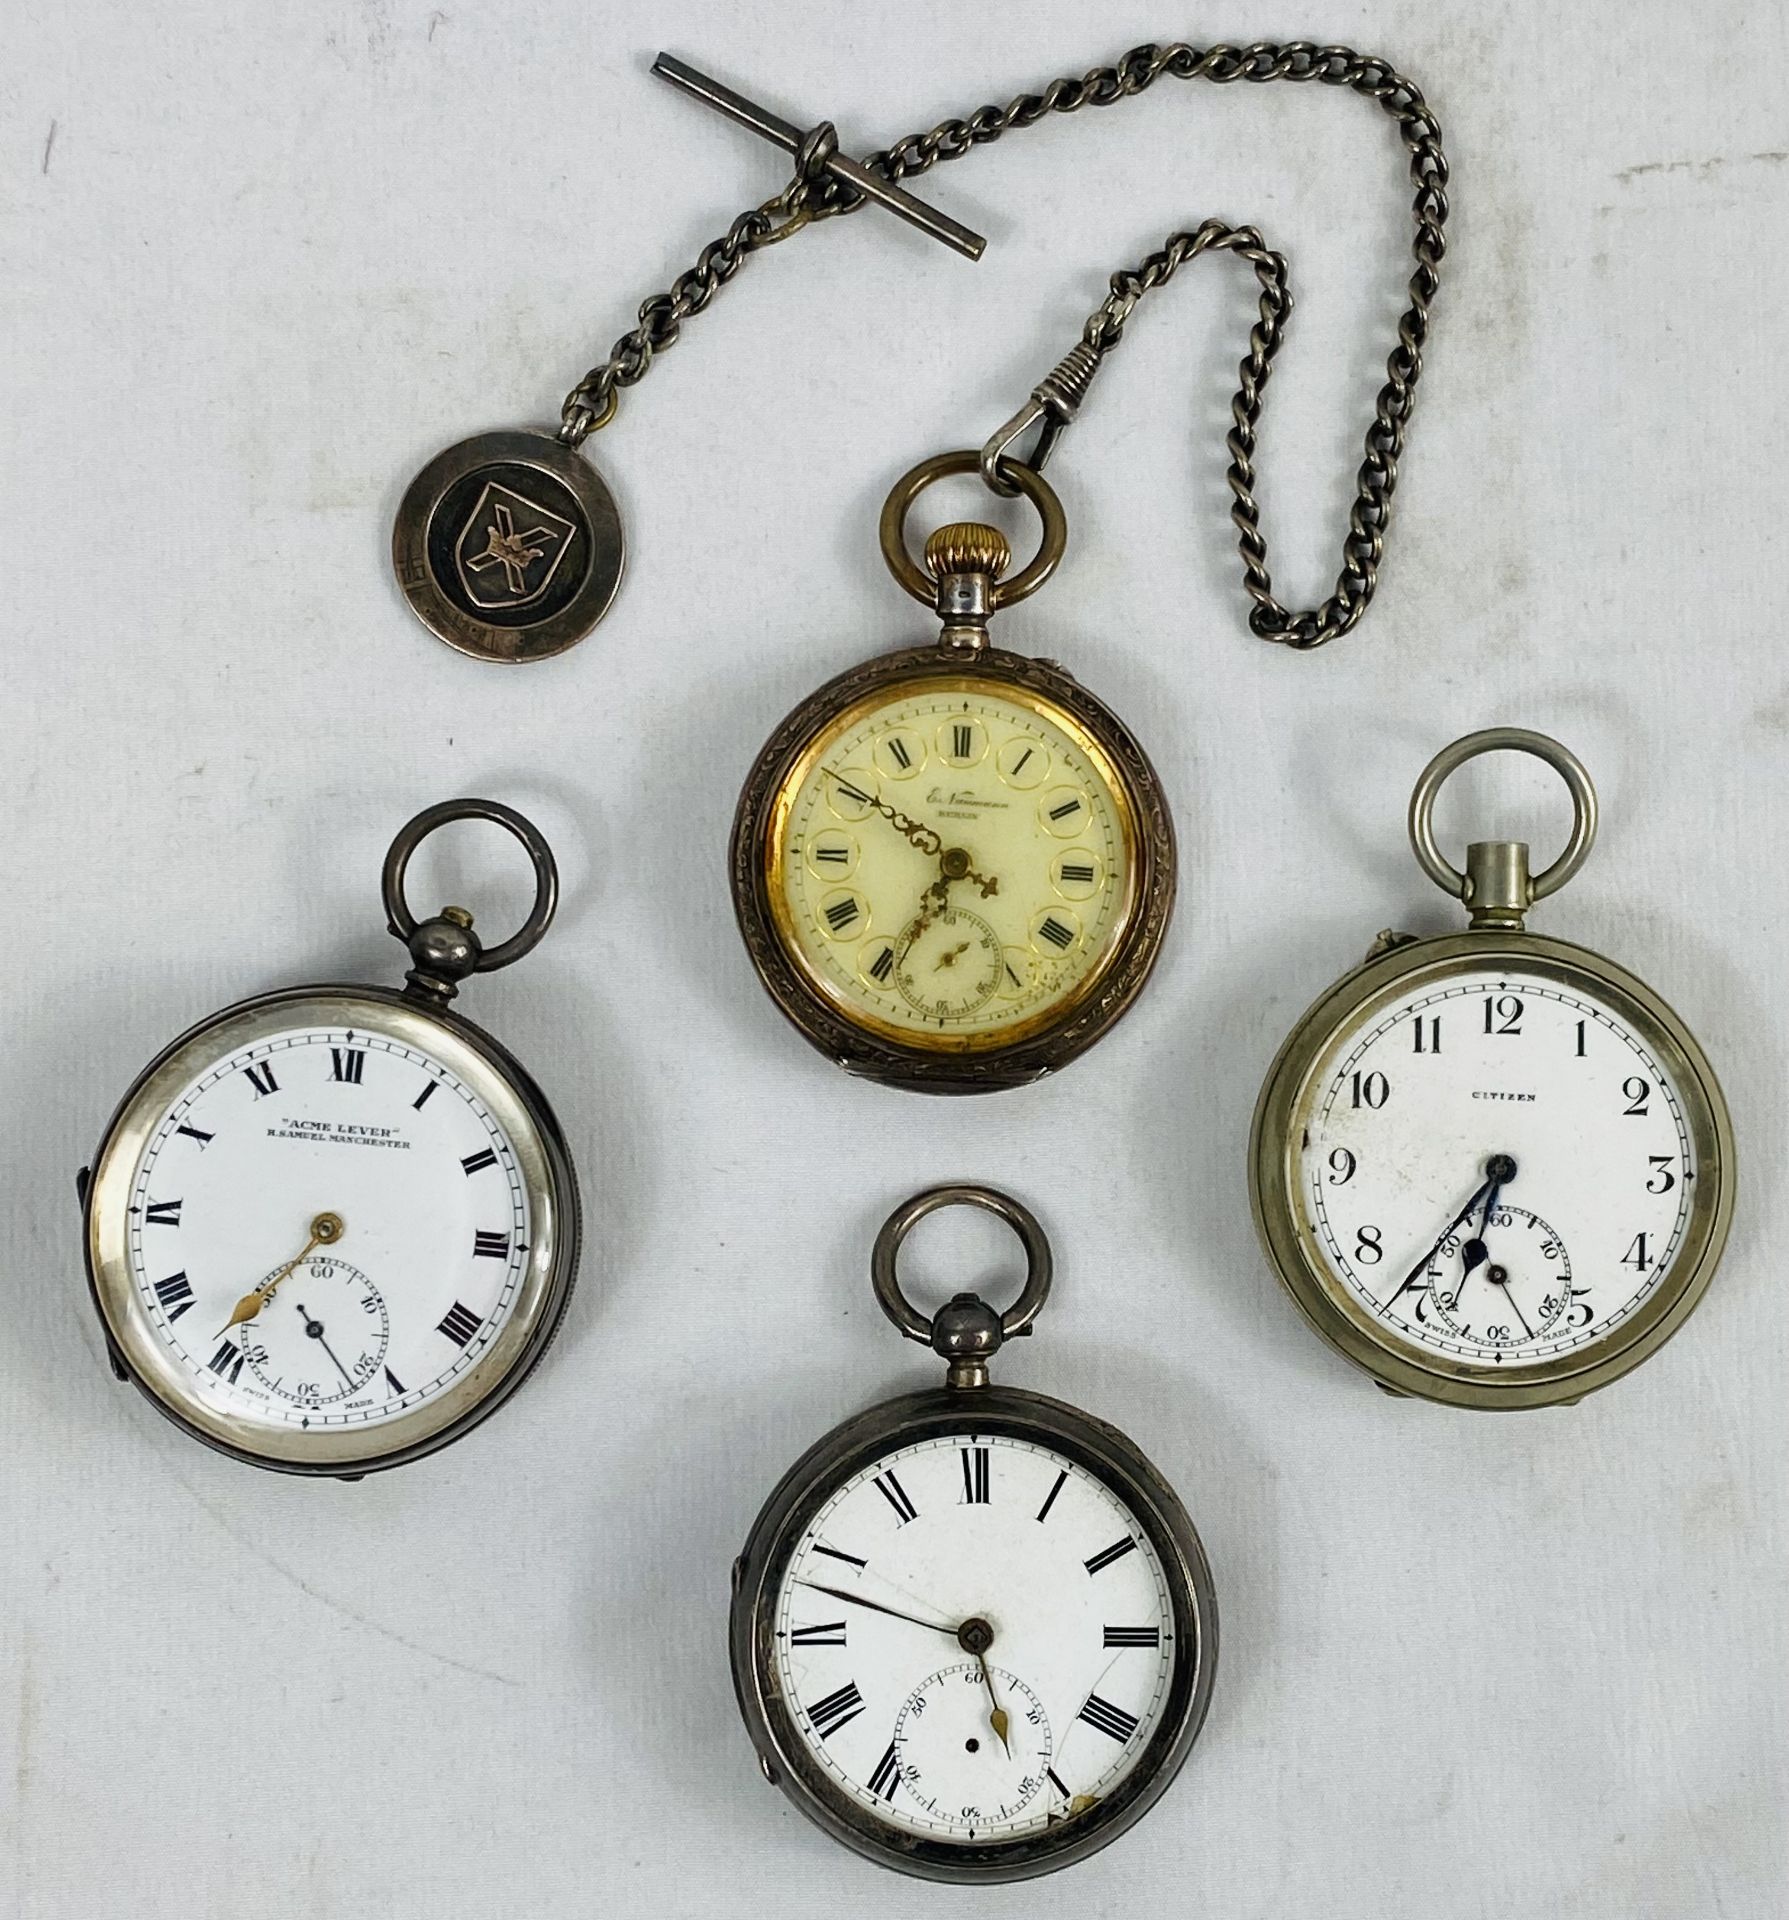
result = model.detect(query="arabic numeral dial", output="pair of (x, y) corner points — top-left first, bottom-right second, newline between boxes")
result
(1294, 970), (1697, 1370)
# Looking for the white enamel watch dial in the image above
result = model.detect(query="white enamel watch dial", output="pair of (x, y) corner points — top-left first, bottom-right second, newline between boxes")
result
(771, 1431), (1177, 1843)
(122, 1020), (531, 1425)
(86, 987), (573, 1472)
(1294, 969), (1696, 1370)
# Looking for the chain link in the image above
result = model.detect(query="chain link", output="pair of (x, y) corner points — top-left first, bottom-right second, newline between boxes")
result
(560, 40), (1449, 647)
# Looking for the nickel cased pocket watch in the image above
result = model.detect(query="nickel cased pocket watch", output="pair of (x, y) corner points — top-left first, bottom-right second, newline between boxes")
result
(730, 454), (1175, 1093)
(79, 800), (580, 1476)
(731, 1185), (1216, 1882)
(1250, 729), (1735, 1409)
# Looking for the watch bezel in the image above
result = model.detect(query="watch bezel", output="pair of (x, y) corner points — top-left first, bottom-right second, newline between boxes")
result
(730, 1383), (1217, 1882)
(83, 983), (581, 1474)
(729, 645), (1176, 1094)
(1249, 929), (1735, 1408)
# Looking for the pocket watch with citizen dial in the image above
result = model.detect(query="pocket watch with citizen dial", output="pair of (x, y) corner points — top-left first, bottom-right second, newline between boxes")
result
(731, 456), (1175, 1092)
(79, 801), (580, 1476)
(1250, 729), (1735, 1409)
(732, 1186), (1216, 1882)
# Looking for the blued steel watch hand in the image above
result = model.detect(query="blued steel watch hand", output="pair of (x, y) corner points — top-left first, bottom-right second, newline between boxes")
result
(217, 1211), (344, 1335)
(1403, 1154), (1518, 1298)
(1454, 1155), (1517, 1301)
(1484, 1264), (1536, 1338)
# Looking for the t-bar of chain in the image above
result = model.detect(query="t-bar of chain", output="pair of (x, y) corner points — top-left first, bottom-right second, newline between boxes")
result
(652, 55), (986, 260)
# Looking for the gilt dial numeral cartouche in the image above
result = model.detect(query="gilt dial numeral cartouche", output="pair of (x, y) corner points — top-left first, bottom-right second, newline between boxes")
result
(772, 681), (1134, 1046)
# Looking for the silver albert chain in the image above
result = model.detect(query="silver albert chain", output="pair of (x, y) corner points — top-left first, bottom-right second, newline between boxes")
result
(393, 42), (1448, 661)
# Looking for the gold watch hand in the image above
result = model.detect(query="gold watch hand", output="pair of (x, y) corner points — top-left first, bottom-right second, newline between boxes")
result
(216, 1211), (344, 1335)
(822, 771), (1002, 899)
(975, 1651), (1010, 1754)
(937, 845), (999, 899)
(823, 769), (943, 856)
(934, 941), (971, 971)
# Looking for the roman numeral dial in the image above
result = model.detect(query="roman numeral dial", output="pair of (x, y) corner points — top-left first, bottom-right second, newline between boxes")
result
(107, 1017), (541, 1445)
(771, 679), (1137, 1048)
(769, 1431), (1182, 1847)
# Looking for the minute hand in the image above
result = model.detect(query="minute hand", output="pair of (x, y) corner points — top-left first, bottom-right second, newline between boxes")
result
(826, 771), (942, 856)
(1396, 1177), (1494, 1294)
(794, 1579), (957, 1636)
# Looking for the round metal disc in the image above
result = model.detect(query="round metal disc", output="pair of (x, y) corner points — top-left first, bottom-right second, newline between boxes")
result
(392, 428), (624, 661)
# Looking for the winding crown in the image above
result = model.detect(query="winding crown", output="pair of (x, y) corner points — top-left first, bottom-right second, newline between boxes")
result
(924, 521), (1011, 581)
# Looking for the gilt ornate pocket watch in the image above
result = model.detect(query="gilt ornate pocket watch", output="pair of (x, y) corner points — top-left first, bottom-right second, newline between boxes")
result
(732, 1186), (1216, 1882)
(1250, 730), (1735, 1408)
(79, 801), (579, 1475)
(731, 463), (1173, 1091)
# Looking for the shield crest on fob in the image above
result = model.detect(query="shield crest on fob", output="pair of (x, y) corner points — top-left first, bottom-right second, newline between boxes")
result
(453, 480), (577, 611)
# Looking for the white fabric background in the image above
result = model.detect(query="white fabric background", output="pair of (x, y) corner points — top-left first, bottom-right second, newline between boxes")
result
(3, 3), (1785, 1915)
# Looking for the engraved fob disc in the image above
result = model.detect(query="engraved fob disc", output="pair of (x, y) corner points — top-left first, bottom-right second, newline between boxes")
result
(393, 430), (625, 661)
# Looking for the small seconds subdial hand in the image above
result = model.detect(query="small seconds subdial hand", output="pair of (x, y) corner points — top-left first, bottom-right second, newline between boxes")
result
(295, 1302), (359, 1392)
(216, 1210), (344, 1335)
(1484, 1264), (1536, 1339)
(975, 1650), (1011, 1754)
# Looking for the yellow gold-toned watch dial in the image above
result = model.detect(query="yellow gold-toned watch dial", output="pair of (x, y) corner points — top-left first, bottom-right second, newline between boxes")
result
(768, 677), (1138, 1049)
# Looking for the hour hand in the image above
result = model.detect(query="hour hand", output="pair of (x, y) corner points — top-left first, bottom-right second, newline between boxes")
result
(216, 1211), (343, 1335)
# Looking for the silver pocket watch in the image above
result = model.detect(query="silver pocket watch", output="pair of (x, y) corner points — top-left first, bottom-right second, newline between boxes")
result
(79, 800), (580, 1476)
(1251, 729), (1735, 1408)
(731, 1186), (1217, 1882)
